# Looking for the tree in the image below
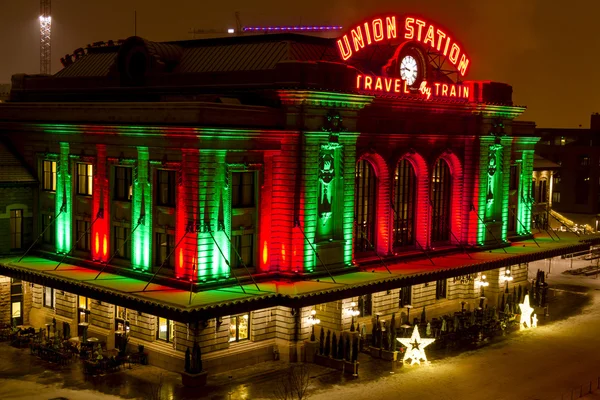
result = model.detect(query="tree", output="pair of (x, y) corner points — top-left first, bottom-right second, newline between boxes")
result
(324, 330), (331, 357)
(421, 306), (427, 324)
(319, 327), (325, 355)
(274, 364), (311, 400)
(345, 333), (351, 361)
(331, 333), (338, 359)
(338, 333), (345, 360)
(381, 321), (389, 351)
(390, 313), (397, 351)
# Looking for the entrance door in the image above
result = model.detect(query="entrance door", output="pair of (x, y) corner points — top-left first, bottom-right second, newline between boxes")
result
(10, 279), (23, 326)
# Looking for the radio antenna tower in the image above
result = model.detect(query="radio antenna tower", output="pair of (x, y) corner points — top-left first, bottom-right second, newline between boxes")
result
(40, 0), (52, 74)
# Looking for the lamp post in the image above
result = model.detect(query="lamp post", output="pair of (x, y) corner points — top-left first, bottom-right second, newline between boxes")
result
(308, 310), (320, 341)
(405, 304), (413, 325)
(345, 302), (360, 331)
(475, 274), (489, 309)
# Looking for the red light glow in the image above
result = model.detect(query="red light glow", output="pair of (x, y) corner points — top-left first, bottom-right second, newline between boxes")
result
(338, 15), (470, 76)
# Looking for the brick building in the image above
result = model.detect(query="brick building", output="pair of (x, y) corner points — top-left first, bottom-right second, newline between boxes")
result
(0, 14), (596, 373)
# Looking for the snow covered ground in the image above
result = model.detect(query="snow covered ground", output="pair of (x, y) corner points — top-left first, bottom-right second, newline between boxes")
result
(308, 256), (600, 400)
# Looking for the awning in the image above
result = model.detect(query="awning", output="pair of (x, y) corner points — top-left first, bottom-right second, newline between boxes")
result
(1, 232), (598, 323)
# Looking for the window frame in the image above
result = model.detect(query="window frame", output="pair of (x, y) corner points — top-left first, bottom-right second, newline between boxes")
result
(77, 163), (93, 196)
(399, 286), (412, 308)
(43, 286), (55, 309)
(115, 306), (129, 332)
(354, 159), (378, 254)
(9, 209), (23, 250)
(156, 169), (176, 207)
(229, 313), (250, 343)
(78, 296), (90, 324)
(357, 294), (372, 317)
(156, 317), (175, 343)
(75, 219), (91, 252)
(431, 159), (452, 243)
(155, 231), (175, 268)
(393, 159), (416, 249)
(113, 225), (131, 260)
(231, 172), (256, 208)
(42, 160), (57, 192)
(114, 166), (133, 201)
(436, 279), (447, 300)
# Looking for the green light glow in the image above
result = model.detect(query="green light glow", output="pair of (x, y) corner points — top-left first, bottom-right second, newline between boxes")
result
(132, 147), (152, 270)
(518, 150), (535, 235)
(55, 143), (72, 253)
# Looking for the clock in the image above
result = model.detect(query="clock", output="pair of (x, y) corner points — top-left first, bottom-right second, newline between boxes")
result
(400, 55), (419, 86)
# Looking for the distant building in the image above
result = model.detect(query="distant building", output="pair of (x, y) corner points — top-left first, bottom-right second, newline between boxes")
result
(0, 84), (10, 102)
(535, 114), (600, 230)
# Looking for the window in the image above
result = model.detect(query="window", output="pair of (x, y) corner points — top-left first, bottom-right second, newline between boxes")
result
(393, 159), (416, 248)
(229, 314), (249, 342)
(354, 159), (377, 253)
(11, 279), (23, 326)
(41, 214), (55, 245)
(552, 191), (561, 203)
(436, 279), (447, 300)
(76, 220), (91, 251)
(232, 172), (255, 208)
(10, 209), (23, 249)
(531, 179), (537, 201)
(553, 174), (561, 185)
(156, 170), (176, 207)
(575, 176), (590, 205)
(399, 286), (412, 308)
(77, 163), (93, 195)
(538, 180), (547, 203)
(155, 232), (175, 268)
(115, 306), (129, 332)
(114, 226), (131, 259)
(509, 165), (519, 191)
(42, 160), (57, 191)
(580, 156), (590, 166)
(157, 317), (174, 342)
(508, 206), (516, 232)
(78, 296), (90, 323)
(357, 294), (372, 317)
(431, 159), (452, 242)
(43, 286), (55, 309)
(231, 234), (253, 268)
(114, 167), (133, 201)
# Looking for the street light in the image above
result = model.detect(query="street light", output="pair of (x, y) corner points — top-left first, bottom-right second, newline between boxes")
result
(345, 302), (360, 332)
(307, 310), (320, 341)
(475, 274), (489, 308)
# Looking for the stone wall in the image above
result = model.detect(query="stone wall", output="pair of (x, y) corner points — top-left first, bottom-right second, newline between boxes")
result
(0, 276), (10, 325)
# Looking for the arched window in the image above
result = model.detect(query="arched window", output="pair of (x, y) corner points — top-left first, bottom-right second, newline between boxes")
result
(431, 158), (452, 242)
(393, 159), (416, 248)
(355, 159), (377, 254)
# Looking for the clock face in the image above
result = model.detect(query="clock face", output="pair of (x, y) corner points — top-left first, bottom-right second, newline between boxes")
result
(400, 55), (419, 86)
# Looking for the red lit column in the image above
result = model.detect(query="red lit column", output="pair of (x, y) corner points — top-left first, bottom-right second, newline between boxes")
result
(176, 149), (199, 280)
(92, 144), (109, 261)
(404, 152), (430, 249)
(259, 153), (274, 272)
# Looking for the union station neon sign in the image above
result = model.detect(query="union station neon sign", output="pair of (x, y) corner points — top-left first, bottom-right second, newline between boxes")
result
(337, 15), (470, 76)
(355, 75), (469, 100)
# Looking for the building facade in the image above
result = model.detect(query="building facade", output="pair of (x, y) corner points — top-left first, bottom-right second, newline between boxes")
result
(0, 14), (595, 373)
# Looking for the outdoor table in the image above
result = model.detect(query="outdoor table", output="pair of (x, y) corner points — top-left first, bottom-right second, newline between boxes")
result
(400, 324), (412, 336)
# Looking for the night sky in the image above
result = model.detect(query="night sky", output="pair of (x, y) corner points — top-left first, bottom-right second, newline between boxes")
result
(1, 0), (599, 128)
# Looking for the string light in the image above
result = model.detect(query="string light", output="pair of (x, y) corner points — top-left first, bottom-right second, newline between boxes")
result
(243, 26), (342, 32)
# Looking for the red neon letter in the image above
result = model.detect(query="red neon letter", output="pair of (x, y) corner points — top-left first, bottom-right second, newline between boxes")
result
(435, 83), (441, 96)
(424, 25), (435, 48)
(443, 37), (451, 56)
(415, 19), (426, 41)
(351, 26), (365, 52)
(462, 85), (469, 99)
(404, 17), (414, 39)
(436, 29), (446, 51)
(385, 77), (393, 92)
(365, 76), (373, 90)
(457, 54), (470, 76)
(356, 74), (362, 89)
(449, 43), (460, 64)
(442, 84), (448, 96)
(386, 16), (397, 39)
(363, 22), (372, 44)
(403, 81), (410, 94)
(375, 77), (383, 91)
(450, 85), (457, 97)
(394, 78), (401, 93)
(337, 36), (352, 60)
(373, 18), (384, 41)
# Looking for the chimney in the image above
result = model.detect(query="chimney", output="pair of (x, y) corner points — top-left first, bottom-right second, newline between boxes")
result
(591, 113), (600, 131)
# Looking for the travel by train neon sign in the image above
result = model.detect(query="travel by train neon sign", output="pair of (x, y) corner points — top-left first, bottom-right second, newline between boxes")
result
(355, 74), (470, 100)
(337, 15), (471, 77)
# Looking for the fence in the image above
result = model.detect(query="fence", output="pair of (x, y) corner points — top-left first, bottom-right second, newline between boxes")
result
(556, 376), (600, 400)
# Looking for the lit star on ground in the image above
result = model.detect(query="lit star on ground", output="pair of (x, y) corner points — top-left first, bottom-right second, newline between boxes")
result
(397, 325), (435, 365)
(519, 294), (535, 329)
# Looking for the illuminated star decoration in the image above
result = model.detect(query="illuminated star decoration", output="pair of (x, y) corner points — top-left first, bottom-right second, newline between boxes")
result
(398, 326), (435, 365)
(519, 294), (535, 329)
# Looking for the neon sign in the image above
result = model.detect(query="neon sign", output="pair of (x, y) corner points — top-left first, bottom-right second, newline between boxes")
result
(355, 74), (469, 100)
(337, 15), (470, 76)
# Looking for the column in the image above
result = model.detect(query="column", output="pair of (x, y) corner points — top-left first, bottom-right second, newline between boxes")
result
(92, 144), (109, 261)
(132, 147), (152, 271)
(55, 142), (72, 253)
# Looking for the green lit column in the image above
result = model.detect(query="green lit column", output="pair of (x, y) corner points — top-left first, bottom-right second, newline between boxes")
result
(55, 142), (72, 253)
(339, 133), (359, 266)
(499, 137), (513, 241)
(518, 150), (535, 235)
(132, 147), (152, 271)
